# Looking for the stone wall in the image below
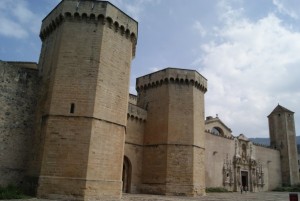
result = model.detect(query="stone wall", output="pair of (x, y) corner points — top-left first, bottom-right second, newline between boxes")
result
(205, 132), (235, 188)
(0, 61), (38, 187)
(205, 132), (282, 191)
(129, 94), (137, 105)
(255, 145), (281, 190)
(0, 1), (291, 199)
(125, 112), (146, 193)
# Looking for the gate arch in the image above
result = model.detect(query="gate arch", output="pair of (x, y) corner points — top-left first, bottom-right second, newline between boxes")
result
(122, 156), (132, 193)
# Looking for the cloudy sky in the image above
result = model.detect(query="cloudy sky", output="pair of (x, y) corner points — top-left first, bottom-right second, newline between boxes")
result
(1, 0), (300, 138)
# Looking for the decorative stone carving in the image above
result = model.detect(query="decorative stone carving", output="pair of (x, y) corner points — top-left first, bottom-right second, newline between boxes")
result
(256, 162), (264, 187)
(232, 135), (264, 192)
(223, 154), (234, 191)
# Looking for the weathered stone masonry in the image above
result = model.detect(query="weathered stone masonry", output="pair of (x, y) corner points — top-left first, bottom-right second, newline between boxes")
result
(0, 61), (39, 187)
(26, 1), (138, 200)
(0, 1), (299, 201)
(136, 68), (207, 196)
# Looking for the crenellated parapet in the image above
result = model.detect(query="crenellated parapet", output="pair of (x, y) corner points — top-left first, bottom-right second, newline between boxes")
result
(129, 93), (137, 105)
(252, 142), (273, 149)
(4, 61), (37, 70)
(127, 103), (147, 121)
(39, 0), (138, 56)
(205, 129), (234, 140)
(136, 68), (207, 93)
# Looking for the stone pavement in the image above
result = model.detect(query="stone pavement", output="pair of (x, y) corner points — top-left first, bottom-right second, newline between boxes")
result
(2, 192), (298, 201)
(122, 192), (297, 201)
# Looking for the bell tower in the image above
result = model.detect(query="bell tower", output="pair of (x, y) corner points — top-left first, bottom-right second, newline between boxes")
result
(27, 0), (138, 200)
(268, 105), (299, 186)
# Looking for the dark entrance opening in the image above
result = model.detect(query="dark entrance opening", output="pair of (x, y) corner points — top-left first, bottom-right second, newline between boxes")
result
(241, 171), (248, 190)
(122, 156), (131, 193)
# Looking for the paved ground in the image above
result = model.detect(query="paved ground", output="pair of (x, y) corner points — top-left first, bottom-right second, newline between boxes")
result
(2, 192), (298, 201)
(121, 192), (298, 201)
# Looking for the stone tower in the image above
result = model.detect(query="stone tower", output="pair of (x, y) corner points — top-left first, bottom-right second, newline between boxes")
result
(27, 0), (137, 200)
(136, 68), (207, 196)
(268, 105), (299, 186)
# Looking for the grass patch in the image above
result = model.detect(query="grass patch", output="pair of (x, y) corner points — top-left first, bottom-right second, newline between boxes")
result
(0, 185), (31, 199)
(272, 183), (300, 192)
(206, 187), (229, 193)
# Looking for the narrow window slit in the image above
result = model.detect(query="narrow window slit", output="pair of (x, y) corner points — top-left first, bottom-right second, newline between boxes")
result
(70, 103), (75, 113)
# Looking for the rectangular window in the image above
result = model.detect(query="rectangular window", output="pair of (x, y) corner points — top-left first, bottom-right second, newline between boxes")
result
(70, 103), (75, 113)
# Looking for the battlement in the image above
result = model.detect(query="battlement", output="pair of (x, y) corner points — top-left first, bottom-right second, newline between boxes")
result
(3, 61), (37, 70)
(127, 103), (147, 121)
(205, 129), (234, 140)
(136, 68), (207, 93)
(252, 142), (273, 149)
(129, 94), (137, 105)
(40, 0), (138, 56)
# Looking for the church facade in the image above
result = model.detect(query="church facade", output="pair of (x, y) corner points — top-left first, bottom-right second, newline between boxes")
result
(0, 0), (298, 200)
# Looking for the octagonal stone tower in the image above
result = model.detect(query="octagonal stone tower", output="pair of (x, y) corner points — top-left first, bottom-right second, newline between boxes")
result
(136, 68), (207, 196)
(27, 0), (137, 200)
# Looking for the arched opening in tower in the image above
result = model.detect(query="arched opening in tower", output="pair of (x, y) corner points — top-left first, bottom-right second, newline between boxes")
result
(122, 156), (132, 193)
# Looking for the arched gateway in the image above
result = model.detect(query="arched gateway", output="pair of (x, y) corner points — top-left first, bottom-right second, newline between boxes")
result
(122, 156), (132, 193)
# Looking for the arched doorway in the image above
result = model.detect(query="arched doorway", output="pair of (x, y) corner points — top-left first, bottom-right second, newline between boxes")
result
(122, 156), (131, 193)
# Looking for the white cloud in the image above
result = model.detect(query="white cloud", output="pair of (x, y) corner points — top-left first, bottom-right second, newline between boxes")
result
(0, 17), (28, 38)
(273, 0), (299, 19)
(12, 2), (35, 24)
(129, 85), (136, 94)
(0, 0), (45, 39)
(193, 21), (206, 37)
(109, 0), (161, 21)
(124, 4), (142, 20)
(217, 0), (245, 26)
(194, 2), (300, 137)
(150, 67), (161, 72)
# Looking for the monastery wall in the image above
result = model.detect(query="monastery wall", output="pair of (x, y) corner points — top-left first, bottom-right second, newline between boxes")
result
(205, 132), (235, 188)
(0, 1), (293, 199)
(254, 145), (281, 190)
(124, 141), (143, 193)
(125, 104), (147, 193)
(0, 61), (39, 187)
(138, 82), (169, 194)
(129, 94), (138, 105)
(205, 130), (282, 191)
